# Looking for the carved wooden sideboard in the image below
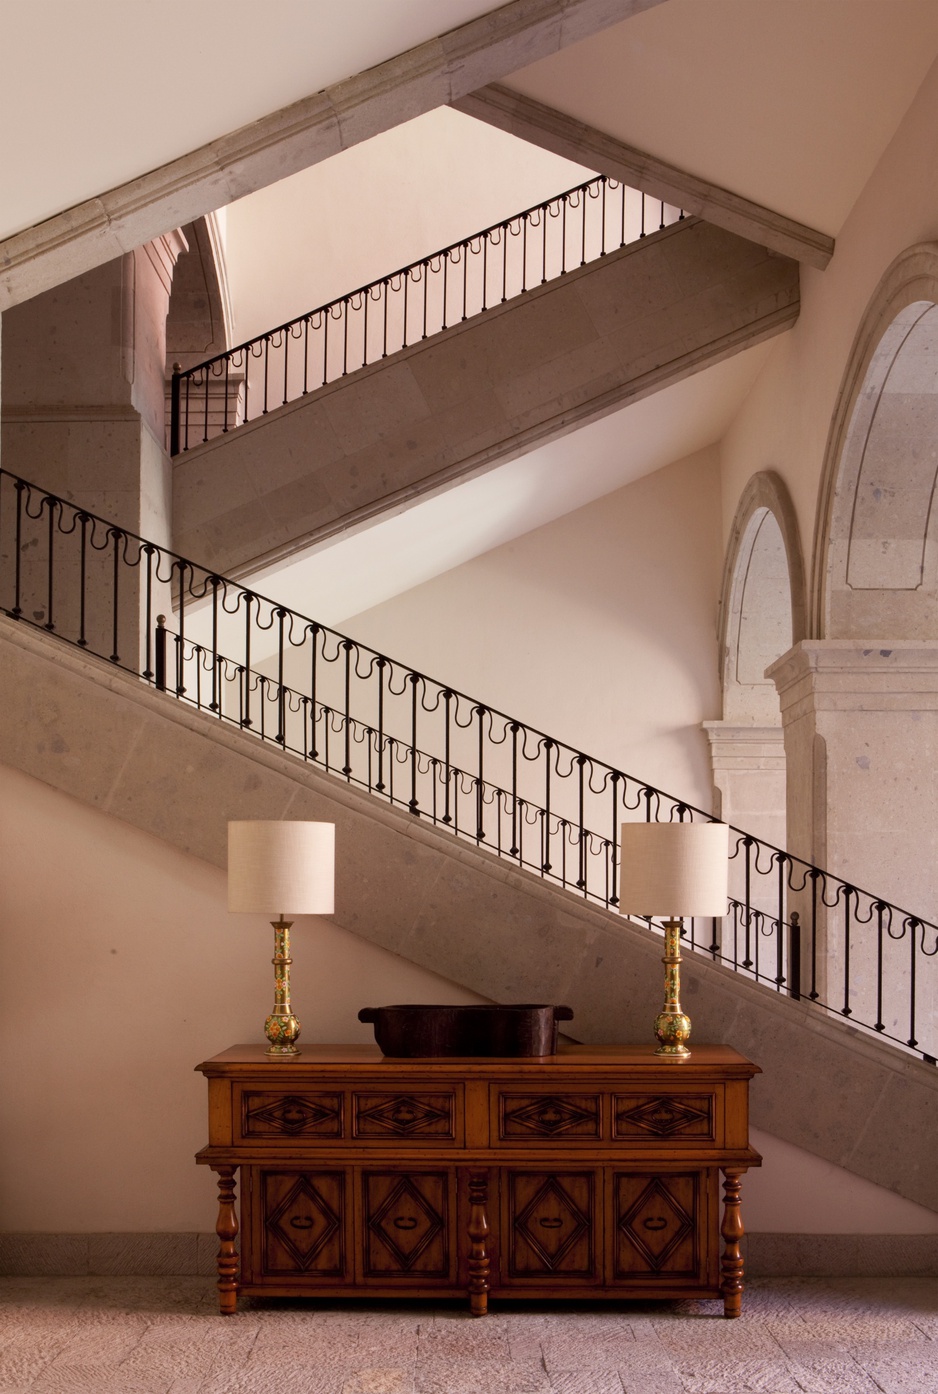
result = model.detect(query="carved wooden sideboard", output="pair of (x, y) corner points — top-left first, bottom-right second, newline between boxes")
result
(196, 1043), (761, 1318)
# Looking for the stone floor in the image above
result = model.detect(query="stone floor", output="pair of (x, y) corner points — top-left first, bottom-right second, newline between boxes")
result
(0, 1276), (935, 1394)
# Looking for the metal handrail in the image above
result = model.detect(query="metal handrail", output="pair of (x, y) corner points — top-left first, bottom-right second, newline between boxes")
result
(2, 466), (935, 1062)
(169, 174), (685, 454)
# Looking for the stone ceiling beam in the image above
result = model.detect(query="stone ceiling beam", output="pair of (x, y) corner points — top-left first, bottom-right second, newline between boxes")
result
(0, 0), (667, 311)
(454, 83), (835, 269)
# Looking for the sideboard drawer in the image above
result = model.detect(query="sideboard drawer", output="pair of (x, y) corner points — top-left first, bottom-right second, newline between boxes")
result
(495, 1091), (602, 1143)
(353, 1089), (461, 1143)
(238, 1090), (344, 1141)
(613, 1093), (716, 1144)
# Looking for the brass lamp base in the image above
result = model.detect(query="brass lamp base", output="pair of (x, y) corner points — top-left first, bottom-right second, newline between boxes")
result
(265, 918), (301, 1057)
(654, 918), (691, 1058)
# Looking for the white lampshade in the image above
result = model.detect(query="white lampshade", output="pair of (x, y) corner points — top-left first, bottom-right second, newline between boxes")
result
(228, 821), (335, 915)
(618, 821), (729, 918)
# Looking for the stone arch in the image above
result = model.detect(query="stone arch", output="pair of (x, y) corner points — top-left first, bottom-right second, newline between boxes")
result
(814, 242), (938, 639)
(705, 471), (804, 846)
(718, 470), (805, 722)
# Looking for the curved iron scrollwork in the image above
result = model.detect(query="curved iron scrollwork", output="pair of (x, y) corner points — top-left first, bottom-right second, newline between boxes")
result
(1, 467), (934, 1064)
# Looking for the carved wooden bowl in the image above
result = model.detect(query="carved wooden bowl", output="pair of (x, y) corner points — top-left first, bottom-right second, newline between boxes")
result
(358, 1003), (574, 1057)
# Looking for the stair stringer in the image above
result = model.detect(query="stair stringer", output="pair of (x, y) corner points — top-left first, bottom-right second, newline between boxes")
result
(173, 218), (800, 580)
(1, 613), (934, 1210)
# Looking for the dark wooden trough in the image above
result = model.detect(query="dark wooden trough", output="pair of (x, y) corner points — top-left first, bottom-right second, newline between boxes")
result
(358, 1004), (574, 1057)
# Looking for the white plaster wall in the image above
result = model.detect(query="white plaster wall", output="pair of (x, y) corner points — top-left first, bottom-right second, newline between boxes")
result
(0, 762), (933, 1237)
(341, 449), (725, 813)
(223, 107), (589, 345)
(719, 56), (938, 590)
(0, 764), (485, 1233)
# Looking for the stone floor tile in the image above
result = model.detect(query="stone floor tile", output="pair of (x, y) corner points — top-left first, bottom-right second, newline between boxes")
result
(672, 1355), (804, 1394)
(852, 1355), (938, 1394)
(340, 1370), (416, 1394)
(783, 1357), (886, 1394)
(548, 1369), (624, 1393)
(541, 1333), (638, 1370)
(414, 1358), (551, 1393)
(615, 1348), (686, 1394)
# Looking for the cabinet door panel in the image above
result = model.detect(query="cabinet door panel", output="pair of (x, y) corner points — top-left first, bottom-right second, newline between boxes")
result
(363, 1171), (452, 1279)
(506, 1171), (598, 1281)
(260, 1170), (346, 1277)
(614, 1172), (701, 1278)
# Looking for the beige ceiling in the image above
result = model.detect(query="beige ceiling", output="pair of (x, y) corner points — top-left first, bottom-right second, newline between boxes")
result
(506, 0), (938, 236)
(0, 0), (504, 241)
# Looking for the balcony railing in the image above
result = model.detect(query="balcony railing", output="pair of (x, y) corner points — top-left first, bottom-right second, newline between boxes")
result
(170, 176), (684, 455)
(2, 466), (935, 1062)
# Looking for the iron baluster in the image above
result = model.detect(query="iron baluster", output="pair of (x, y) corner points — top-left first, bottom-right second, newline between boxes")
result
(308, 625), (319, 758)
(175, 560), (188, 695)
(142, 544), (154, 680)
(422, 261), (429, 338)
(155, 615), (167, 692)
(775, 853), (787, 987)
(409, 672), (419, 813)
(476, 706), (486, 841)
(509, 722), (519, 856)
(501, 227), (508, 303)
(543, 738), (553, 873)
(376, 657), (386, 792)
(640, 193), (646, 238)
(242, 593), (253, 728)
(44, 495), (56, 631)
(209, 576), (220, 712)
(576, 754), (586, 890)
(809, 870), (820, 999)
(302, 316), (310, 397)
(343, 639), (353, 778)
(276, 609), (286, 745)
(12, 478), (24, 618)
(908, 918), (919, 1049)
(875, 903), (886, 1031)
(262, 335), (270, 415)
(170, 369), (181, 456)
(789, 911), (802, 1001)
(202, 369), (209, 445)
(742, 837), (754, 969)
(223, 356), (231, 431)
(110, 529), (122, 663)
(843, 888), (853, 1016)
(609, 772), (620, 906)
(442, 690), (453, 825)
(77, 513), (88, 648)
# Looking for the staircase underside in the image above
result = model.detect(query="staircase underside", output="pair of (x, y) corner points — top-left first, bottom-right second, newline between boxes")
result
(174, 218), (800, 579)
(2, 615), (934, 1211)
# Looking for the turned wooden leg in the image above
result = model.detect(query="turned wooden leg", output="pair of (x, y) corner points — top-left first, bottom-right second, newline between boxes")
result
(467, 1171), (490, 1317)
(212, 1165), (239, 1315)
(720, 1167), (747, 1318)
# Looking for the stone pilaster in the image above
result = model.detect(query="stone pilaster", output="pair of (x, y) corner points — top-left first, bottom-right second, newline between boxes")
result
(702, 721), (786, 848)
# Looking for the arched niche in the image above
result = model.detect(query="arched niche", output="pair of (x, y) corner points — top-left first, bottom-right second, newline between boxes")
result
(815, 243), (938, 639)
(719, 471), (805, 722)
(705, 472), (803, 846)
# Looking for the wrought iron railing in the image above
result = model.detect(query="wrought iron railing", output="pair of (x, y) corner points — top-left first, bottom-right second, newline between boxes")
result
(1, 467), (935, 1062)
(170, 175), (684, 454)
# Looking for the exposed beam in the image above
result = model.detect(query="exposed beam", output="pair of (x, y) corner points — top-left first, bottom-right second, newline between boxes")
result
(454, 83), (834, 270)
(0, 0), (668, 311)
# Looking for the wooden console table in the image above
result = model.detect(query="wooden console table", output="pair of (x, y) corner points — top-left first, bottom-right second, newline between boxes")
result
(196, 1043), (761, 1318)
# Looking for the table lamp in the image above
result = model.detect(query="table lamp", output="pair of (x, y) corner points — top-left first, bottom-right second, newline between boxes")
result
(619, 821), (729, 1058)
(228, 820), (335, 1057)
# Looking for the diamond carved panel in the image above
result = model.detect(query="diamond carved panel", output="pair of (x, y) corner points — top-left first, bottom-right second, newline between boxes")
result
(262, 1172), (344, 1276)
(354, 1093), (454, 1138)
(614, 1094), (713, 1139)
(509, 1172), (595, 1278)
(364, 1173), (449, 1276)
(500, 1093), (600, 1139)
(244, 1092), (342, 1137)
(615, 1173), (698, 1277)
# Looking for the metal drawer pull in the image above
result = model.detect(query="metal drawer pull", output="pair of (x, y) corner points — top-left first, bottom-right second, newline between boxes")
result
(643, 1217), (668, 1231)
(393, 1217), (418, 1230)
(290, 1216), (314, 1229)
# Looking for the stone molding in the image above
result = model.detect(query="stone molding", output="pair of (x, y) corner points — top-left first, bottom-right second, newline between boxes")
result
(769, 640), (938, 721)
(703, 722), (787, 773)
(811, 241), (938, 638)
(455, 83), (834, 268)
(0, 614), (935, 1209)
(718, 470), (807, 666)
(0, 0), (666, 311)
(0, 1230), (933, 1278)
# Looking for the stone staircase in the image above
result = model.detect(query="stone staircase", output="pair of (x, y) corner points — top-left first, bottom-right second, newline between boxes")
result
(173, 218), (799, 580)
(2, 612), (934, 1212)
